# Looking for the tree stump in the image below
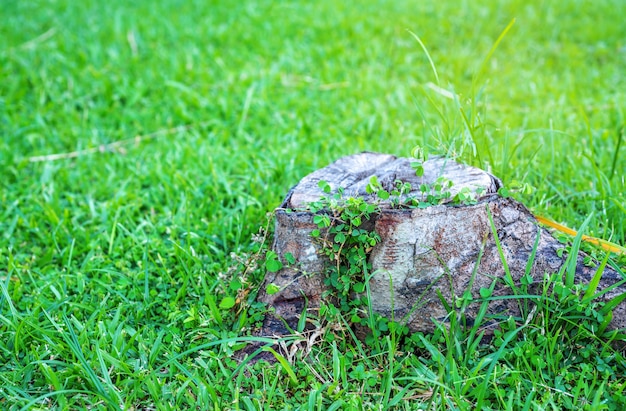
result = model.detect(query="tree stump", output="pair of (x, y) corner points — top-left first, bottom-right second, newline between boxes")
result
(257, 152), (626, 337)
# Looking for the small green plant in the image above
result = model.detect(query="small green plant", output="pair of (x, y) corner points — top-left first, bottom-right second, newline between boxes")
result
(365, 176), (414, 207)
(497, 180), (534, 198)
(308, 175), (484, 349)
(307, 180), (414, 352)
(365, 173), (480, 209)
(309, 181), (380, 324)
(452, 186), (485, 205)
(418, 176), (453, 207)
(411, 145), (429, 177)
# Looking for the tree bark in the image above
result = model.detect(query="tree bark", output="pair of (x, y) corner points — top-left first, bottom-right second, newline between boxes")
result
(257, 152), (626, 337)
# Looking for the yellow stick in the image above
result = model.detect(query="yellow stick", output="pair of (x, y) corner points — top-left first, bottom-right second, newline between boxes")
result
(534, 215), (626, 255)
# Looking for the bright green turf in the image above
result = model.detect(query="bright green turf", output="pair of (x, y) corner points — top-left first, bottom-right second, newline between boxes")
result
(1, 0), (625, 409)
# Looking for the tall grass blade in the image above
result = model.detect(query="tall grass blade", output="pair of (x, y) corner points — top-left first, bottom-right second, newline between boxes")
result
(521, 230), (541, 314)
(486, 206), (514, 287)
(0, 274), (19, 320)
(599, 292), (626, 319)
(462, 236), (493, 361)
(472, 17), (516, 98)
(486, 205), (525, 319)
(387, 384), (414, 407)
(407, 31), (440, 85)
(583, 252), (611, 302)
(565, 213), (593, 287)
(611, 198), (626, 216)
(609, 122), (623, 179)
(63, 315), (117, 406)
(307, 386), (323, 410)
(457, 102), (480, 162)
(327, 400), (345, 411)
(43, 311), (117, 407)
(206, 294), (223, 326)
(18, 389), (103, 411)
(297, 297), (308, 333)
(95, 346), (120, 402)
(475, 324), (527, 408)
(263, 347), (298, 385)
(241, 397), (258, 411)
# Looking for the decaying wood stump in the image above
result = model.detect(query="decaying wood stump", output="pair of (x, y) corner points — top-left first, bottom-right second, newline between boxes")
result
(257, 152), (626, 337)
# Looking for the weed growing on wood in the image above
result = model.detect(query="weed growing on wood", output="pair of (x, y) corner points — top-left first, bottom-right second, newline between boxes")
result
(309, 181), (382, 328)
(305, 174), (486, 344)
(366, 148), (487, 208)
(365, 174), (456, 208)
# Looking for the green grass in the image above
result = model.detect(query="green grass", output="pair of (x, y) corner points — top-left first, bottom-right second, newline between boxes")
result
(1, 0), (626, 409)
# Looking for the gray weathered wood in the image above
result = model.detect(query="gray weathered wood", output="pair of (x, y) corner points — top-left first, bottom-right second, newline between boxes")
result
(257, 152), (626, 337)
(286, 153), (500, 209)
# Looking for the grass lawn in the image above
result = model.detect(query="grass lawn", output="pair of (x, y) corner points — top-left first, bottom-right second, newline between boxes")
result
(2, 0), (626, 409)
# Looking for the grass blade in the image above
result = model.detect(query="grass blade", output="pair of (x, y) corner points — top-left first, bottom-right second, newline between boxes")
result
(407, 30), (440, 85)
(565, 214), (593, 287)
(263, 347), (298, 385)
(583, 251), (611, 302)
(43, 311), (117, 407)
(473, 18), (516, 86)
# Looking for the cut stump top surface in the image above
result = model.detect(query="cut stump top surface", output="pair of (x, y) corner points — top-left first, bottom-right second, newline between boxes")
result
(285, 152), (502, 210)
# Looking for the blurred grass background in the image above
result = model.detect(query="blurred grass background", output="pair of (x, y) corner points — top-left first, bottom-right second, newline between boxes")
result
(2, 0), (625, 256)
